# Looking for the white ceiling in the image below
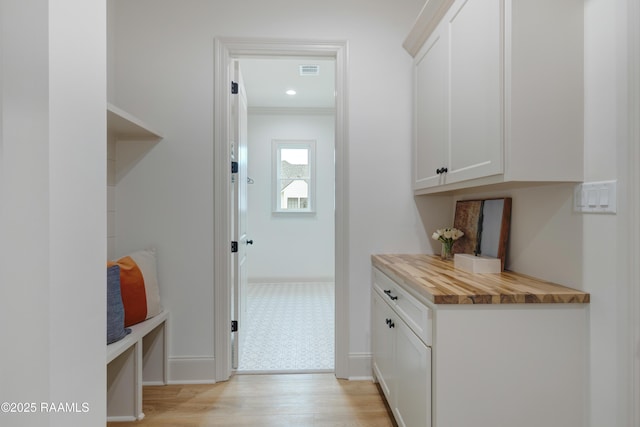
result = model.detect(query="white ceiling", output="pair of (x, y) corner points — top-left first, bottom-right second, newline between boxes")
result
(238, 58), (336, 109)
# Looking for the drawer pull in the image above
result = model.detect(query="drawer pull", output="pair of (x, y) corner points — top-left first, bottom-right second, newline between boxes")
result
(384, 290), (398, 300)
(385, 318), (395, 328)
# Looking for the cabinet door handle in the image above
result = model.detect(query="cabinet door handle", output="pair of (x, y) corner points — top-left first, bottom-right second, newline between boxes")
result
(436, 167), (449, 175)
(387, 319), (395, 328)
(383, 290), (398, 301)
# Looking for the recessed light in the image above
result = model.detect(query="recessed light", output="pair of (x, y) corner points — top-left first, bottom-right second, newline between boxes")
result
(286, 89), (297, 96)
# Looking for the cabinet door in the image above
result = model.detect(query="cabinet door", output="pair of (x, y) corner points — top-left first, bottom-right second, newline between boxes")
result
(394, 319), (431, 427)
(372, 292), (396, 401)
(446, 0), (503, 184)
(414, 26), (448, 190)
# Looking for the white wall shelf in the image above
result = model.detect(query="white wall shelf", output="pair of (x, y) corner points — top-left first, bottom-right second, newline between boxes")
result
(107, 103), (164, 185)
(107, 103), (164, 140)
(106, 103), (164, 258)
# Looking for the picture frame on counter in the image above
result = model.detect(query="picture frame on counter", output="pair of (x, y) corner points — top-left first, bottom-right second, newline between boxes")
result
(452, 197), (512, 270)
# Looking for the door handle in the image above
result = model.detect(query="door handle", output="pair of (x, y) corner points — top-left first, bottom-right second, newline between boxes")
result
(246, 240), (254, 245)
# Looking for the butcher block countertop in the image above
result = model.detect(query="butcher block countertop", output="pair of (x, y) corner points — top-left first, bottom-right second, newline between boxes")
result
(372, 254), (590, 305)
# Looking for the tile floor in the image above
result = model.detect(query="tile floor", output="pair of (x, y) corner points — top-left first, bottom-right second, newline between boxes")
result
(237, 282), (335, 373)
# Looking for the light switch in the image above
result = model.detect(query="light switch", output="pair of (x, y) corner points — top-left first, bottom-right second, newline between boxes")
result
(574, 181), (617, 214)
(577, 190), (586, 207)
(599, 188), (609, 206)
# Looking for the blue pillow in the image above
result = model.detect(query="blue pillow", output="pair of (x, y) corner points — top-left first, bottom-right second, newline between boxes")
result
(107, 265), (131, 344)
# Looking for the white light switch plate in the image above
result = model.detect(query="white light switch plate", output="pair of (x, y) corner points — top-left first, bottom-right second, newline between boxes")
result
(574, 180), (617, 214)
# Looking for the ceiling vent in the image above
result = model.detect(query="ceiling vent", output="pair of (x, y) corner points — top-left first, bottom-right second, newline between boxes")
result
(299, 65), (320, 76)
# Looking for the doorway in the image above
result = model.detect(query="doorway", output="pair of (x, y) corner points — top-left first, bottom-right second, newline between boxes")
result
(238, 58), (336, 372)
(213, 38), (349, 381)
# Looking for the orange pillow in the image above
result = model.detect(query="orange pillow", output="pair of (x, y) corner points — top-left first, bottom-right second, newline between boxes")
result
(107, 248), (162, 327)
(107, 256), (147, 327)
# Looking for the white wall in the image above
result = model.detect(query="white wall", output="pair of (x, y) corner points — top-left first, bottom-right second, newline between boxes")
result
(448, 183), (582, 286)
(1, 4), (50, 423)
(111, 0), (427, 381)
(247, 111), (335, 282)
(584, 0), (631, 425)
(0, 0), (106, 425)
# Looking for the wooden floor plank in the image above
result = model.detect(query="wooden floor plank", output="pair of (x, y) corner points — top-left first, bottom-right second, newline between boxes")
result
(107, 373), (395, 427)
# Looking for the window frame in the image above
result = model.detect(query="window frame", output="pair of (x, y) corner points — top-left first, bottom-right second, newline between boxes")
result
(272, 139), (316, 214)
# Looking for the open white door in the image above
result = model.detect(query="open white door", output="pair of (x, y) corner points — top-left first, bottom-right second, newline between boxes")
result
(215, 38), (348, 380)
(231, 60), (249, 370)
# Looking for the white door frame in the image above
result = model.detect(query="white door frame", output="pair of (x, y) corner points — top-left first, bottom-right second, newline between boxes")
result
(213, 37), (349, 381)
(628, 0), (640, 422)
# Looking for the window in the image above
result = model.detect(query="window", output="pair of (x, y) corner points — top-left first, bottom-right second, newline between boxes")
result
(273, 140), (316, 213)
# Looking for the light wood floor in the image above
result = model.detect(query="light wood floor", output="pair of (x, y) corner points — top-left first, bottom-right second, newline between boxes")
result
(107, 373), (396, 427)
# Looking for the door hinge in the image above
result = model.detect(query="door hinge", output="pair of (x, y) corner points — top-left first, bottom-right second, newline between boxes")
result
(231, 81), (238, 94)
(231, 161), (238, 174)
(231, 320), (238, 332)
(231, 241), (238, 253)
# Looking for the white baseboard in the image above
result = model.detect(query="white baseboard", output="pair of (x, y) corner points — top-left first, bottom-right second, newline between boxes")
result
(106, 415), (137, 422)
(248, 277), (335, 284)
(166, 354), (371, 383)
(348, 352), (373, 380)
(142, 381), (166, 386)
(167, 356), (216, 384)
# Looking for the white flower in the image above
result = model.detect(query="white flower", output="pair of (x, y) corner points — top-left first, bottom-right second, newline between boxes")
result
(431, 227), (464, 243)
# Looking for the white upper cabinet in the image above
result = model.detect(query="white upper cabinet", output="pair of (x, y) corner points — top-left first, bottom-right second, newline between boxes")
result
(406, 0), (584, 194)
(415, 26), (449, 188)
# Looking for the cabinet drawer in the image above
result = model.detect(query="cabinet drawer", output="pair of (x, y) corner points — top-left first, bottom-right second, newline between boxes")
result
(373, 268), (432, 346)
(373, 267), (400, 302)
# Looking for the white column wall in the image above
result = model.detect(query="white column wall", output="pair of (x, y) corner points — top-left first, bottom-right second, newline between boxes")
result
(0, 0), (106, 425)
(48, 2), (107, 425)
(1, 3), (51, 424)
(584, 0), (631, 425)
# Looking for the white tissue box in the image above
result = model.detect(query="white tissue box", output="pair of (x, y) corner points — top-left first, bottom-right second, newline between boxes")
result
(454, 253), (501, 273)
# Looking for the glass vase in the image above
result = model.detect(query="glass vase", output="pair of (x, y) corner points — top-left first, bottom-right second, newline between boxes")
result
(441, 242), (453, 260)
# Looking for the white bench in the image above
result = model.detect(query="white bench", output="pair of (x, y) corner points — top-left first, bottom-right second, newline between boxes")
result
(107, 310), (169, 422)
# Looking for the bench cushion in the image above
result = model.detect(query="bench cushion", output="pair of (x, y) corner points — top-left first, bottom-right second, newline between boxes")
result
(107, 265), (131, 344)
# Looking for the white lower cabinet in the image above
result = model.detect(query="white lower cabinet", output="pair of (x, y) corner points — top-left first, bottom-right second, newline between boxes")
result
(372, 272), (432, 427)
(372, 291), (396, 400)
(394, 318), (431, 427)
(372, 265), (588, 427)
